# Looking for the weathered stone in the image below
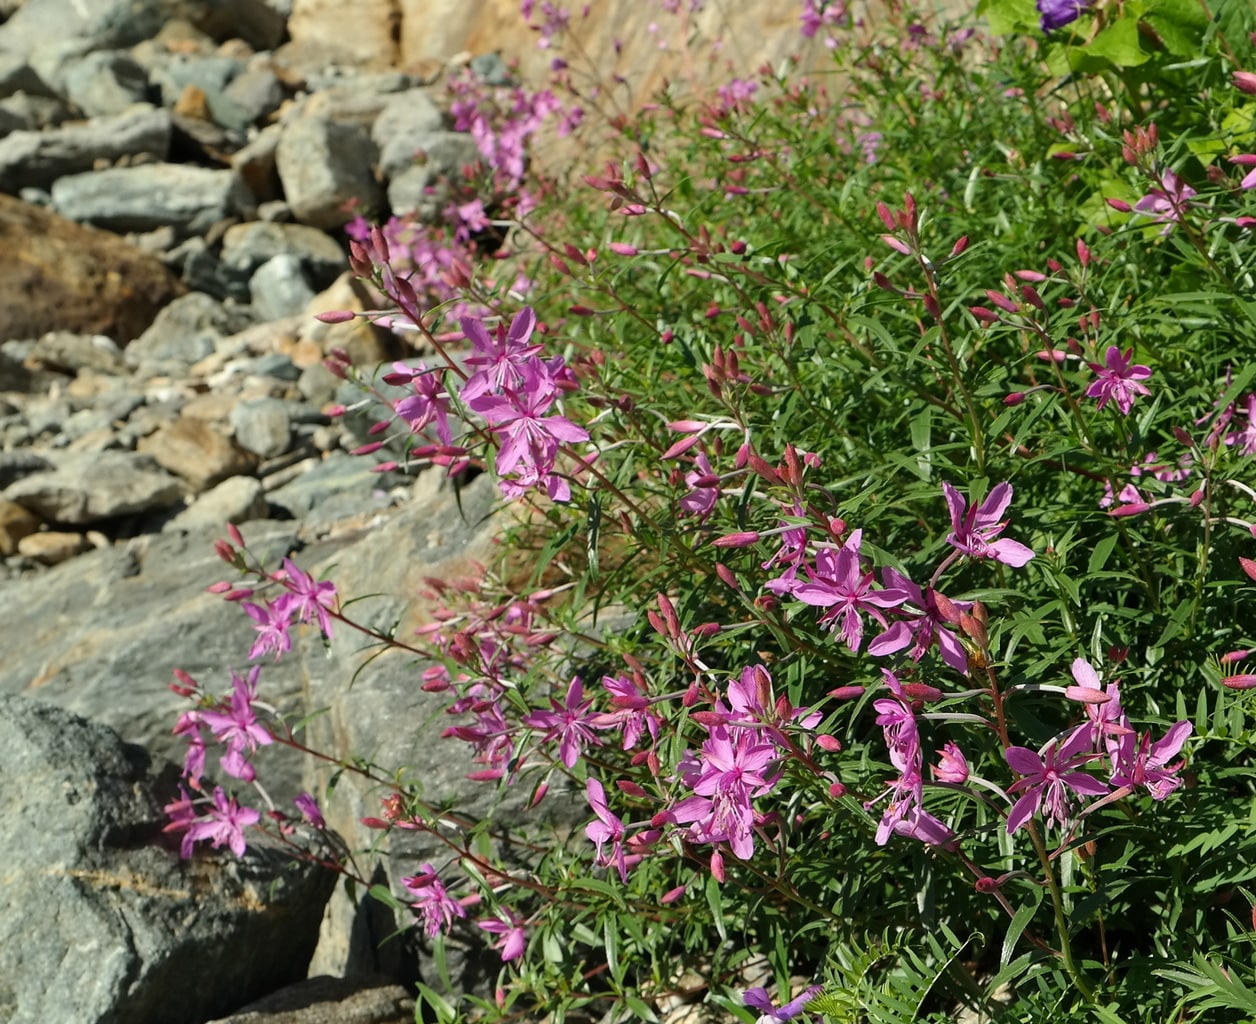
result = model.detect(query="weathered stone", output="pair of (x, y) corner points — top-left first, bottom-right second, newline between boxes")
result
(51, 162), (256, 236)
(231, 397), (292, 459)
(251, 254), (317, 321)
(4, 451), (184, 524)
(62, 49), (151, 117)
(221, 220), (347, 289)
(285, 0), (399, 69)
(0, 498), (39, 555)
(0, 695), (335, 1024)
(164, 473), (267, 533)
(16, 528), (89, 563)
(27, 330), (127, 376)
(217, 65), (284, 129)
(127, 292), (258, 373)
(0, 0), (176, 54)
(0, 521), (307, 786)
(152, 51), (243, 107)
(230, 122), (283, 203)
(185, 0), (289, 51)
(274, 115), (380, 230)
(138, 416), (260, 490)
(0, 105), (170, 193)
(204, 975), (415, 1024)
(370, 87), (445, 178)
(384, 131), (480, 218)
(0, 195), (183, 345)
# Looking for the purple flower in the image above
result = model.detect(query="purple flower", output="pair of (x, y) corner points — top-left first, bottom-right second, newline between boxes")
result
(585, 778), (630, 882)
(199, 665), (273, 781)
(181, 786), (259, 858)
(867, 568), (970, 675)
(523, 677), (605, 768)
(293, 791), (325, 829)
(403, 865), (468, 938)
(1037, 0), (1090, 32)
(1086, 346), (1152, 415)
(1133, 170), (1198, 233)
(744, 984), (823, 1022)
(460, 308), (543, 403)
(791, 529), (908, 650)
(479, 911), (527, 961)
(943, 481), (1036, 567)
(1005, 727), (1109, 833)
(275, 558), (338, 636)
(242, 598), (292, 661)
(679, 452), (720, 517)
(1111, 720), (1192, 800)
(388, 362), (454, 445)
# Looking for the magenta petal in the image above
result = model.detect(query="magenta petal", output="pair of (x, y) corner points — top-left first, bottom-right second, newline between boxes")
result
(1006, 791), (1040, 833)
(1005, 746), (1044, 775)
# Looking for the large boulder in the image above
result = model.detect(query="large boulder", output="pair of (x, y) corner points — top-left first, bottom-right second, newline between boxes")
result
(0, 194), (183, 345)
(0, 695), (335, 1024)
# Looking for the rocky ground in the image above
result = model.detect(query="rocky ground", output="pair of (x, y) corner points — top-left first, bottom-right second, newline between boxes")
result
(0, 1), (833, 1022)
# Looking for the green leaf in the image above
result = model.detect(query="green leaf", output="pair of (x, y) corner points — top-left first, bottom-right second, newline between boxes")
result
(1082, 16), (1150, 68)
(1001, 888), (1045, 967)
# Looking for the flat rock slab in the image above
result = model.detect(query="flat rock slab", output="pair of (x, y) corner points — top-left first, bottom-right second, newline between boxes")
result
(0, 695), (335, 1024)
(4, 450), (184, 525)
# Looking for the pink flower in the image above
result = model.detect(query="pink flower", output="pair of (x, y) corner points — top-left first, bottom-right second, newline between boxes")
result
(1086, 346), (1152, 415)
(790, 529), (908, 650)
(1133, 170), (1197, 233)
(584, 778), (630, 881)
(1005, 727), (1109, 833)
(181, 787), (259, 858)
(523, 677), (605, 768)
(403, 865), (468, 937)
(275, 558), (338, 636)
(933, 741), (969, 784)
(199, 666), (273, 781)
(242, 598), (292, 661)
(1110, 720), (1191, 800)
(942, 481), (1036, 567)
(479, 911), (527, 961)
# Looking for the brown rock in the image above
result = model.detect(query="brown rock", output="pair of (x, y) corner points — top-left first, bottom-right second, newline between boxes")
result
(0, 195), (183, 344)
(286, 0), (400, 69)
(173, 83), (213, 121)
(137, 416), (260, 490)
(0, 499), (40, 556)
(18, 530), (91, 565)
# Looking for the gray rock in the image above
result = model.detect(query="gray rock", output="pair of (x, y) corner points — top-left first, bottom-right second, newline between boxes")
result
(384, 131), (480, 218)
(165, 474), (268, 533)
(0, 695), (334, 1024)
(232, 398), (292, 459)
(265, 449), (391, 523)
(0, 105), (170, 192)
(127, 292), (258, 374)
(185, 0), (290, 51)
(0, 0), (177, 55)
(28, 330), (126, 375)
(0, 54), (52, 98)
(275, 115), (380, 230)
(0, 89), (70, 129)
(251, 352), (302, 382)
(217, 65), (284, 129)
(370, 87), (445, 178)
(221, 220), (347, 289)
(296, 72), (418, 127)
(251, 254), (317, 321)
(62, 49), (151, 116)
(204, 975), (415, 1024)
(230, 123), (283, 205)
(470, 51), (513, 87)
(51, 162), (256, 236)
(4, 450), (184, 523)
(0, 451), (53, 489)
(0, 520), (306, 785)
(152, 51), (243, 106)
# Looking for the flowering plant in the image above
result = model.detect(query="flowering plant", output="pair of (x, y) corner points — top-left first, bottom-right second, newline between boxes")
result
(168, 1), (1256, 1022)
